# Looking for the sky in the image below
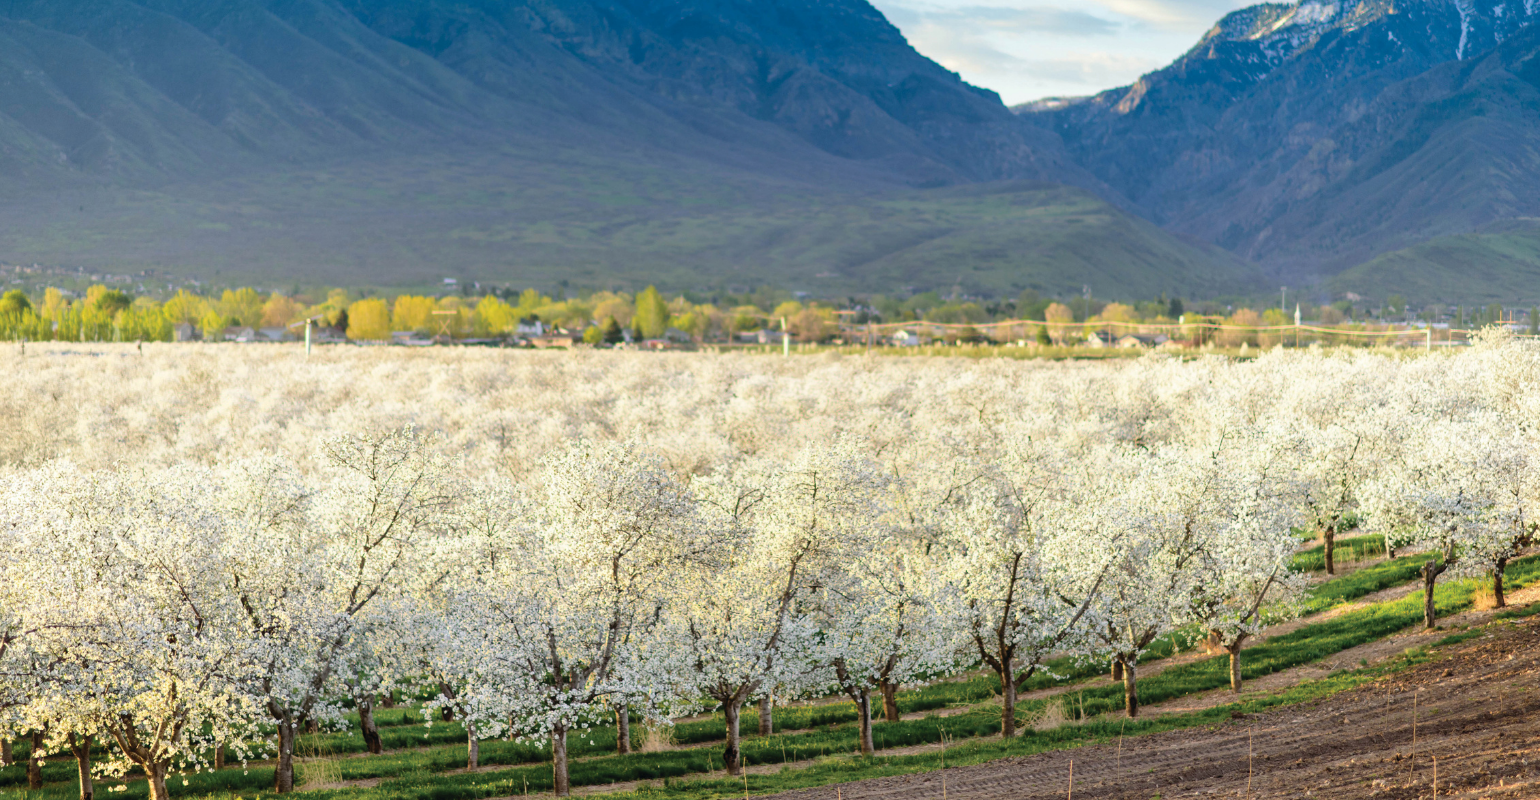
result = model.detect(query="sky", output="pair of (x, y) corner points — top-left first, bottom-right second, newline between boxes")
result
(869, 0), (1260, 105)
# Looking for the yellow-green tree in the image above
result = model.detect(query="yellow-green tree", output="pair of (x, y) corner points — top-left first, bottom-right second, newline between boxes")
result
(161, 290), (210, 326)
(590, 292), (634, 331)
(219, 288), (265, 326)
(200, 311), (231, 339)
(1220, 308), (1263, 347)
(0, 289), (32, 315)
(347, 299), (392, 340)
(261, 294), (304, 327)
(475, 295), (517, 336)
(1044, 302), (1074, 344)
(41, 288), (70, 322)
(788, 305), (834, 341)
(393, 296), (438, 333)
(772, 300), (803, 322)
(435, 296), (472, 337)
(1094, 303), (1139, 324)
(634, 286), (668, 339)
(89, 288), (131, 316)
(730, 305), (763, 332)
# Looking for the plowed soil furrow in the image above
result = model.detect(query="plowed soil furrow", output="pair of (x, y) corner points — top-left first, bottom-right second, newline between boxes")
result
(761, 618), (1540, 799)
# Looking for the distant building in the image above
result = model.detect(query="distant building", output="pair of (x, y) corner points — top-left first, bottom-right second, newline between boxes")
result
(391, 331), (435, 346)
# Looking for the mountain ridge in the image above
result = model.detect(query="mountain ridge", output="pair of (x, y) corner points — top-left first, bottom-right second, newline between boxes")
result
(0, 0), (1253, 297)
(1016, 0), (1540, 298)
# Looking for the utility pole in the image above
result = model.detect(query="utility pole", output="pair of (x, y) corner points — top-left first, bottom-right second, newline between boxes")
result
(1281, 286), (1287, 312)
(781, 316), (789, 357)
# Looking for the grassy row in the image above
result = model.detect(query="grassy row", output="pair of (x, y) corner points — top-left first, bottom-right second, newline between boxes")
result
(313, 561), (1529, 800)
(1291, 533), (1384, 572)
(304, 644), (1451, 800)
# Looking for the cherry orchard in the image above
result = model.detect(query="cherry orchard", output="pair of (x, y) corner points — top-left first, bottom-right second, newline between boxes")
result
(2, 331), (1540, 797)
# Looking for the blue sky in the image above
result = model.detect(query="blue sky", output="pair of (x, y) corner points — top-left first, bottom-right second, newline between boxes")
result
(869, 0), (1260, 104)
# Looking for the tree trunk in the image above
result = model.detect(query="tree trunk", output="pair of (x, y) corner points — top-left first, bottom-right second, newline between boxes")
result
(1226, 637), (1247, 693)
(1323, 525), (1337, 575)
(855, 690), (875, 756)
(439, 682), (456, 721)
(214, 740), (226, 770)
(380, 690), (396, 709)
(880, 681), (900, 722)
(552, 723), (570, 796)
(1123, 659), (1139, 718)
(1, 738), (11, 766)
(359, 694), (383, 755)
(616, 703), (632, 755)
(28, 729), (44, 789)
(1422, 559), (1446, 629)
(722, 699), (743, 776)
(1110, 659), (1123, 682)
(999, 668), (1018, 738)
(274, 715), (297, 793)
(1494, 558), (1509, 609)
(468, 731), (480, 770)
(758, 696), (773, 736)
(70, 733), (94, 800)
(146, 762), (171, 800)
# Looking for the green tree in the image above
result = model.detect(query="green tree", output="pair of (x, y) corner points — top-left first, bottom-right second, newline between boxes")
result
(0, 289), (32, 315)
(200, 311), (230, 339)
(602, 317), (624, 344)
(1035, 325), (1052, 346)
(1168, 297), (1184, 318)
(92, 290), (132, 316)
(634, 286), (668, 339)
(582, 324), (604, 345)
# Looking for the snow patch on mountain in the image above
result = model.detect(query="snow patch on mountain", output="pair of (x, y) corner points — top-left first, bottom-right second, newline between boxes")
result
(1454, 0), (1474, 58)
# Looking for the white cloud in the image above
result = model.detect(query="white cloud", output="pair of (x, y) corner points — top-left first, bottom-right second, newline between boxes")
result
(873, 0), (1261, 103)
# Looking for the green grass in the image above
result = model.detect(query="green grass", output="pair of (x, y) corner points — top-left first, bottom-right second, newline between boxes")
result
(275, 652), (1439, 800)
(1290, 533), (1384, 572)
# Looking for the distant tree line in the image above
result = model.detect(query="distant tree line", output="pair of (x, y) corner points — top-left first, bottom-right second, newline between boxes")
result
(2, 282), (1532, 345)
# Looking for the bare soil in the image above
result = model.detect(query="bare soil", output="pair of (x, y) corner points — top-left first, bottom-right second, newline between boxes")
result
(761, 613), (1540, 800)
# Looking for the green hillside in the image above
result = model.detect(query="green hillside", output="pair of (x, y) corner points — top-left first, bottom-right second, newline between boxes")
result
(0, 148), (1259, 298)
(1330, 218), (1540, 304)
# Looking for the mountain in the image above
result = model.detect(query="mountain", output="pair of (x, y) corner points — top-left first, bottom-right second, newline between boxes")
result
(1019, 0), (1540, 300)
(0, 0), (1260, 297)
(1331, 218), (1540, 303)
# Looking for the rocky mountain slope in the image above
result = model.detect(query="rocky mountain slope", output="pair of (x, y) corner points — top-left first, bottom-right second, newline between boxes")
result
(0, 0), (1098, 190)
(1020, 0), (1540, 296)
(0, 0), (1258, 296)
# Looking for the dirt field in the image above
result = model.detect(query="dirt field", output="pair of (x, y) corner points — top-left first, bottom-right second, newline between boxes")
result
(762, 616), (1540, 800)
